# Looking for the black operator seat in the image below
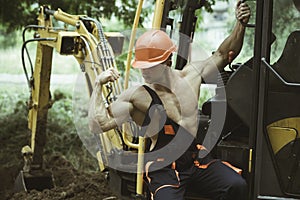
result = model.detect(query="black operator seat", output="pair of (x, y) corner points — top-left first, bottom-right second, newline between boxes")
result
(266, 30), (300, 196)
(271, 30), (300, 88)
(220, 31), (300, 126)
(266, 30), (300, 125)
(201, 31), (300, 127)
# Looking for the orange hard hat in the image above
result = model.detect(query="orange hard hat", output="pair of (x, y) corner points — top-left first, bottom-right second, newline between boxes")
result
(132, 30), (176, 69)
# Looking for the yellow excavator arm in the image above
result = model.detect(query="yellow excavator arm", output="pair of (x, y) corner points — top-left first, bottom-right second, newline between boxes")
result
(17, 5), (125, 192)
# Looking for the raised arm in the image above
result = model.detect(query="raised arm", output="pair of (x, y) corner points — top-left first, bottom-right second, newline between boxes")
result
(185, 1), (251, 81)
(211, 1), (251, 70)
(88, 68), (133, 133)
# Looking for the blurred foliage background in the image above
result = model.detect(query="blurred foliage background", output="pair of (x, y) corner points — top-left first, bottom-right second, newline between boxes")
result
(0, 0), (223, 34)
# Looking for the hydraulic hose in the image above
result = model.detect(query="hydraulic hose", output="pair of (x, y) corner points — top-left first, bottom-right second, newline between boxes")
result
(22, 25), (46, 78)
(21, 38), (55, 89)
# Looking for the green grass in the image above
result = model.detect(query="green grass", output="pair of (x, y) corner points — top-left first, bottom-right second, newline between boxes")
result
(0, 45), (81, 75)
(0, 83), (98, 171)
(0, 48), (24, 74)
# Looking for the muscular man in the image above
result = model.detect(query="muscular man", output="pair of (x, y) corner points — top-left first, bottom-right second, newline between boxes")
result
(89, 1), (251, 199)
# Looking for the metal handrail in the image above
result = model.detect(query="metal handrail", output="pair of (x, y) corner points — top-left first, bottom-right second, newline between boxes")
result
(261, 57), (300, 87)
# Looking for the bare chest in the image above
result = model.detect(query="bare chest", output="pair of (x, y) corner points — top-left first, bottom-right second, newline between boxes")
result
(131, 90), (181, 124)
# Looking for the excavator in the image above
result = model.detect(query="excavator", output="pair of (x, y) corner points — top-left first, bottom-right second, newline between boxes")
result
(15, 0), (300, 199)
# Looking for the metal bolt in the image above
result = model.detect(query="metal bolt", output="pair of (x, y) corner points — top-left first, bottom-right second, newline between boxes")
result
(34, 33), (40, 38)
(76, 22), (80, 29)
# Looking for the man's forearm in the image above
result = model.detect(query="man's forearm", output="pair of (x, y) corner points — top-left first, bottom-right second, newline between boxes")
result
(89, 84), (117, 133)
(216, 21), (246, 66)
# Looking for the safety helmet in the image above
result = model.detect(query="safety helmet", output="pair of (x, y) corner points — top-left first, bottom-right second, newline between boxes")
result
(132, 30), (176, 69)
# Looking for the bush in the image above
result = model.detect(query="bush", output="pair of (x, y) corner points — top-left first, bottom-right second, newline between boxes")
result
(0, 87), (98, 171)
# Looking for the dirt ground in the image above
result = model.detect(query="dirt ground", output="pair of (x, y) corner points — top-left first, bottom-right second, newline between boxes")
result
(0, 83), (120, 200)
(3, 154), (117, 200)
(0, 126), (117, 200)
(0, 120), (119, 200)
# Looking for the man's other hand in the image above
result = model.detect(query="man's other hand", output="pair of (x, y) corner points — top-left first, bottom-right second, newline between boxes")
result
(95, 68), (120, 86)
(236, 1), (251, 25)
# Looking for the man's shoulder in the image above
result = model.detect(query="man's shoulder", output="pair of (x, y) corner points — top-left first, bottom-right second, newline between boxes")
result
(175, 61), (205, 80)
(119, 84), (148, 101)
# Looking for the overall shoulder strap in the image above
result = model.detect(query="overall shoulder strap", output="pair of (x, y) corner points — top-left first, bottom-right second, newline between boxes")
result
(140, 85), (165, 128)
(142, 85), (163, 105)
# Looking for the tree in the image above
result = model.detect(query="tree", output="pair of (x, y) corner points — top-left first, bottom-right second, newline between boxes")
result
(0, 0), (143, 33)
(0, 0), (224, 34)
